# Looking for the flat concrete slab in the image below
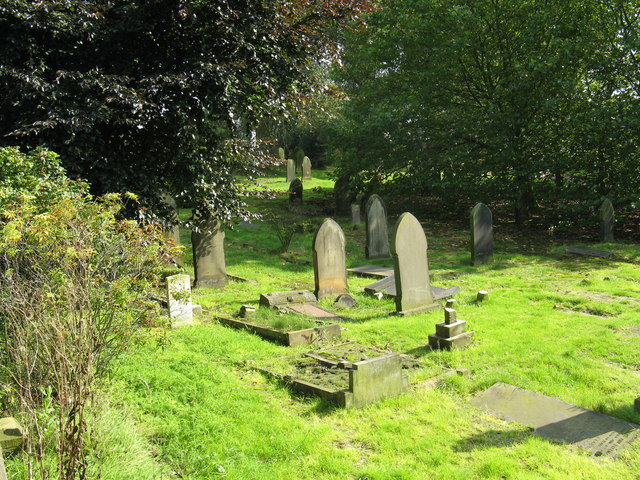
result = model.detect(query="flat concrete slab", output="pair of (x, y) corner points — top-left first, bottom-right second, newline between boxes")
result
(472, 382), (640, 456)
(364, 274), (459, 301)
(347, 265), (394, 278)
(566, 246), (613, 258)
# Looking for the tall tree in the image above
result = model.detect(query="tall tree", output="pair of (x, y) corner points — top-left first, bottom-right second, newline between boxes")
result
(0, 0), (372, 223)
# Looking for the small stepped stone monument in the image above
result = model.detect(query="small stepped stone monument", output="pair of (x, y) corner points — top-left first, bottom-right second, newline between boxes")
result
(313, 218), (349, 300)
(600, 198), (614, 242)
(471, 202), (493, 265)
(428, 300), (474, 349)
(365, 194), (390, 259)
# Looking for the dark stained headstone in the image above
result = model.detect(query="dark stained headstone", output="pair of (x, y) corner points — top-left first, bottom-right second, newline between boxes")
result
(600, 198), (614, 242)
(391, 212), (437, 314)
(470, 202), (493, 266)
(313, 218), (348, 300)
(191, 213), (227, 289)
(334, 175), (353, 216)
(289, 178), (303, 206)
(302, 156), (312, 179)
(365, 194), (390, 259)
(472, 382), (640, 457)
(286, 159), (296, 182)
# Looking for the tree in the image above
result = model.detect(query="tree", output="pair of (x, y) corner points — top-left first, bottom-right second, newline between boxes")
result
(333, 0), (640, 223)
(0, 0), (373, 224)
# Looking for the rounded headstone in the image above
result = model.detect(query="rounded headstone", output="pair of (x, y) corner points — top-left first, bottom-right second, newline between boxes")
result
(313, 218), (348, 300)
(365, 194), (390, 259)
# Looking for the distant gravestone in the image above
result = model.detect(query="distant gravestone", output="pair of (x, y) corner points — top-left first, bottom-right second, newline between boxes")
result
(313, 218), (348, 300)
(278, 147), (285, 161)
(0, 417), (23, 453)
(289, 178), (303, 206)
(166, 274), (193, 326)
(391, 212), (437, 314)
(294, 147), (305, 172)
(470, 203), (493, 266)
(286, 158), (296, 182)
(192, 213), (227, 289)
(365, 194), (390, 259)
(600, 198), (614, 242)
(334, 175), (353, 216)
(302, 156), (312, 179)
(351, 203), (361, 227)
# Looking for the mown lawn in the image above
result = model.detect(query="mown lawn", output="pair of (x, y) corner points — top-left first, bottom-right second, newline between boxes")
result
(104, 169), (639, 479)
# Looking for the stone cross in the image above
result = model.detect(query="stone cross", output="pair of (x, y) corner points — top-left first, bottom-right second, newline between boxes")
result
(289, 178), (303, 206)
(600, 198), (614, 242)
(166, 274), (193, 326)
(312, 218), (348, 300)
(191, 213), (227, 289)
(302, 156), (312, 179)
(391, 212), (435, 314)
(286, 158), (296, 182)
(365, 194), (390, 259)
(470, 202), (493, 266)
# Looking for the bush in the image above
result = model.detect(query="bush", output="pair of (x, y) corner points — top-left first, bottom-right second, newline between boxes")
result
(0, 147), (172, 480)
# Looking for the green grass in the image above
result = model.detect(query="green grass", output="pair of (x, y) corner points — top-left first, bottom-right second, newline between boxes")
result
(39, 171), (640, 479)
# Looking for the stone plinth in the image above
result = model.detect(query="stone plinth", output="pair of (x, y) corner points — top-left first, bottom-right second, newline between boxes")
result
(259, 290), (317, 308)
(428, 306), (474, 349)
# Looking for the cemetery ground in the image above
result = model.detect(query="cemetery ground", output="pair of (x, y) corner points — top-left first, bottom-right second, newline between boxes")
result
(8, 170), (639, 479)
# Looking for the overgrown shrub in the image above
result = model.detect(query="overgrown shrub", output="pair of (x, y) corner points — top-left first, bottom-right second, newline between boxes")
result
(0, 147), (172, 480)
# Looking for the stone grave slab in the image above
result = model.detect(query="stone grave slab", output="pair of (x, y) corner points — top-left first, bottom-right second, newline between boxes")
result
(286, 303), (342, 321)
(347, 265), (394, 278)
(259, 290), (317, 308)
(0, 417), (23, 453)
(472, 382), (640, 457)
(364, 274), (459, 301)
(566, 246), (613, 258)
(166, 274), (193, 327)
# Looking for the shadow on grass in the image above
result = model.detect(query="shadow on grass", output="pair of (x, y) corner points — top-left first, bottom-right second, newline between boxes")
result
(455, 428), (533, 452)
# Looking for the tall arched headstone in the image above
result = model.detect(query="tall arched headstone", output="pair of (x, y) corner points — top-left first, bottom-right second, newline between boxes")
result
(470, 203), (493, 266)
(302, 156), (312, 179)
(286, 159), (296, 182)
(365, 194), (390, 259)
(600, 198), (614, 242)
(313, 218), (348, 300)
(391, 212), (435, 314)
(192, 212), (227, 288)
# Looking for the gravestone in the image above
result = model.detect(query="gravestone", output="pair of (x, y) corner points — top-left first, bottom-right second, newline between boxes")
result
(600, 198), (614, 242)
(351, 204), (361, 228)
(428, 305), (473, 349)
(313, 218), (348, 300)
(472, 382), (640, 457)
(391, 212), (437, 314)
(289, 178), (303, 206)
(286, 158), (296, 182)
(365, 194), (390, 259)
(349, 354), (407, 408)
(166, 274), (193, 326)
(470, 202), (493, 266)
(160, 193), (184, 267)
(191, 213), (227, 289)
(278, 147), (285, 161)
(334, 175), (353, 216)
(302, 156), (312, 179)
(0, 417), (23, 453)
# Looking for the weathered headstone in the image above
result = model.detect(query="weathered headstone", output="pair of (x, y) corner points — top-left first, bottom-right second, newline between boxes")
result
(472, 382), (640, 457)
(391, 212), (437, 314)
(351, 203), (361, 228)
(365, 194), (390, 259)
(289, 178), (303, 206)
(278, 147), (285, 161)
(0, 417), (23, 453)
(470, 202), (493, 266)
(349, 354), (407, 408)
(294, 146), (305, 172)
(313, 218), (348, 300)
(302, 156), (312, 179)
(260, 290), (317, 308)
(428, 305), (473, 349)
(286, 158), (296, 182)
(600, 198), (614, 242)
(334, 175), (353, 216)
(166, 274), (193, 326)
(191, 213), (227, 289)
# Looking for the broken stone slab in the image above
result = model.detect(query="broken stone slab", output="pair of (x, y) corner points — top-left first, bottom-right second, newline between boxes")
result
(333, 293), (357, 309)
(0, 417), (23, 453)
(347, 265), (394, 278)
(259, 290), (317, 308)
(217, 316), (340, 347)
(363, 274), (459, 301)
(471, 382), (640, 457)
(566, 246), (613, 258)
